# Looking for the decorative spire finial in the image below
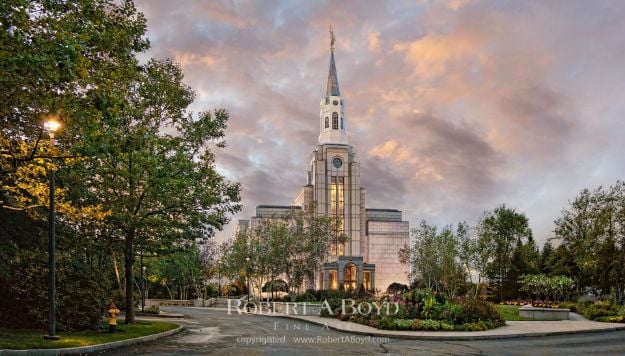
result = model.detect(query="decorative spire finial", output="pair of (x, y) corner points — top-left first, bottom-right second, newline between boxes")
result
(329, 26), (335, 52)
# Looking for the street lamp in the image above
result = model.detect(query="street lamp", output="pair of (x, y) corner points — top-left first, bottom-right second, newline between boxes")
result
(245, 256), (251, 310)
(43, 117), (61, 340)
(217, 259), (221, 298)
(141, 265), (147, 312)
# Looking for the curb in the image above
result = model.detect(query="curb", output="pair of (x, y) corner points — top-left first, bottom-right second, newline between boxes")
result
(0, 324), (185, 355)
(135, 313), (184, 319)
(270, 314), (625, 341)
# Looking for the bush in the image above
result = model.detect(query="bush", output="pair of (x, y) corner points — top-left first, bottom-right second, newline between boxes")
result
(440, 321), (455, 331)
(394, 319), (413, 330)
(144, 305), (160, 314)
(386, 283), (409, 295)
(433, 301), (462, 323)
(410, 319), (423, 330)
(595, 315), (624, 323)
(584, 301), (619, 320)
(421, 319), (441, 331)
(558, 301), (577, 312)
(455, 296), (501, 324)
(262, 279), (288, 293)
(0, 250), (108, 331)
(378, 316), (395, 330)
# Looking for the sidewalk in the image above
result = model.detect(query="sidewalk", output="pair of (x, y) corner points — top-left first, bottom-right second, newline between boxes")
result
(201, 306), (625, 341)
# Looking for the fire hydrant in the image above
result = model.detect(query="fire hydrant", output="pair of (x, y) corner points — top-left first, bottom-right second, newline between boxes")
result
(107, 302), (121, 333)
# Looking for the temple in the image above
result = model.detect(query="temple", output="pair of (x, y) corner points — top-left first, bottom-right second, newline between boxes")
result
(238, 31), (409, 292)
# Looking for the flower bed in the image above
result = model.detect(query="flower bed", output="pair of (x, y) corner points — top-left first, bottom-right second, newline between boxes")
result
(320, 289), (505, 332)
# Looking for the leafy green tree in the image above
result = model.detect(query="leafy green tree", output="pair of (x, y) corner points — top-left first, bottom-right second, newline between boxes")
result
(477, 205), (532, 301)
(554, 181), (625, 301)
(222, 208), (339, 300)
(540, 241), (554, 275)
(457, 221), (490, 297)
(400, 220), (467, 298)
(1, 0), (148, 212)
(67, 59), (241, 323)
(147, 245), (205, 300)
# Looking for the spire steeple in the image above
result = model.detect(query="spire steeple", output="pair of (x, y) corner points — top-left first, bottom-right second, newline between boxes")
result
(318, 27), (347, 145)
(326, 50), (340, 97)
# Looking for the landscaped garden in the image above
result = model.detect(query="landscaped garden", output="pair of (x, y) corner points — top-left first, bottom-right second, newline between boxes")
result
(0, 320), (178, 350)
(299, 289), (505, 331)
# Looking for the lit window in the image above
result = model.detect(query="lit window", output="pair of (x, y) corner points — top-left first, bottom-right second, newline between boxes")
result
(325, 117), (329, 128)
(332, 112), (338, 129)
(344, 264), (357, 290)
(329, 270), (338, 290)
(330, 176), (345, 256)
(364, 271), (371, 290)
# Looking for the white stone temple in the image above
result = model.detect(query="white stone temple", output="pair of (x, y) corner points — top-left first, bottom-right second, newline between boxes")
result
(238, 32), (409, 293)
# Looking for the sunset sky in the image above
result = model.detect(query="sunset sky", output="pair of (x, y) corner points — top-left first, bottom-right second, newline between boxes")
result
(135, 0), (625, 245)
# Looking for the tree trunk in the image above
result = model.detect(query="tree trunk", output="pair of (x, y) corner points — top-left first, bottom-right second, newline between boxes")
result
(124, 231), (135, 324)
(112, 250), (123, 292)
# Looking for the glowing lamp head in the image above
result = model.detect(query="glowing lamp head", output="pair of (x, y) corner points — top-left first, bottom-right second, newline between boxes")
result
(44, 118), (61, 133)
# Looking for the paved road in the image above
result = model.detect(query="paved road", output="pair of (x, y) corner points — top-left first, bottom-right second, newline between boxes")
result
(99, 307), (625, 355)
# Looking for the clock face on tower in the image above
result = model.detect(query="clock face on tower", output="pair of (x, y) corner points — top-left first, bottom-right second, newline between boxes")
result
(332, 157), (343, 168)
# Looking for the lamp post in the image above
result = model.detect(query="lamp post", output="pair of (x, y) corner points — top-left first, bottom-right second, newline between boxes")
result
(43, 118), (61, 341)
(141, 264), (147, 313)
(217, 259), (221, 298)
(245, 256), (251, 310)
(140, 250), (145, 312)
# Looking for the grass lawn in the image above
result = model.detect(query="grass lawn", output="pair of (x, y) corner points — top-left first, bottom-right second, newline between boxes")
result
(0, 320), (178, 350)
(495, 305), (536, 321)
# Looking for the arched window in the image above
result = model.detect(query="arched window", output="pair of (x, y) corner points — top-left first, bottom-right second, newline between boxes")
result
(344, 264), (357, 290)
(340, 117), (343, 130)
(325, 117), (329, 128)
(332, 112), (338, 129)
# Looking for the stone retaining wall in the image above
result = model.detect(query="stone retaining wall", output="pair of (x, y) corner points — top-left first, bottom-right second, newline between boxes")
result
(519, 306), (570, 320)
(145, 299), (193, 307)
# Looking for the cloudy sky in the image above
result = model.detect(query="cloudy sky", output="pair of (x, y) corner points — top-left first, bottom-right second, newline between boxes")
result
(135, 0), (625, 245)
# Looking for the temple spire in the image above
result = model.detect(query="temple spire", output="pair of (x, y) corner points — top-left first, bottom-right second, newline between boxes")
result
(326, 27), (340, 97)
(319, 27), (347, 145)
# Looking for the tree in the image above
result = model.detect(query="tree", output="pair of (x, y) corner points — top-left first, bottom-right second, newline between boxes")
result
(554, 181), (625, 302)
(399, 220), (467, 298)
(477, 205), (532, 301)
(67, 59), (241, 323)
(147, 245), (204, 301)
(540, 241), (554, 275)
(457, 221), (493, 298)
(221, 207), (340, 300)
(1, 0), (149, 212)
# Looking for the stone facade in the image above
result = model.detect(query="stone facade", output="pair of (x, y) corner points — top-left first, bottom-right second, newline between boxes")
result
(239, 41), (409, 293)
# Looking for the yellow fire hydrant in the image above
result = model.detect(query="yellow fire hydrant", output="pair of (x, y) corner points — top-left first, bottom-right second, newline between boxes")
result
(107, 302), (121, 333)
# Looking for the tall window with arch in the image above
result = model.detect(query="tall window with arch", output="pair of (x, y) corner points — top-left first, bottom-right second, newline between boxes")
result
(332, 112), (338, 129)
(325, 117), (329, 128)
(344, 264), (358, 290)
(340, 117), (343, 130)
(330, 176), (345, 256)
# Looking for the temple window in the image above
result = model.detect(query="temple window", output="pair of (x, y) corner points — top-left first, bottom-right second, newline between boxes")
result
(344, 264), (358, 290)
(329, 270), (338, 290)
(364, 271), (371, 290)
